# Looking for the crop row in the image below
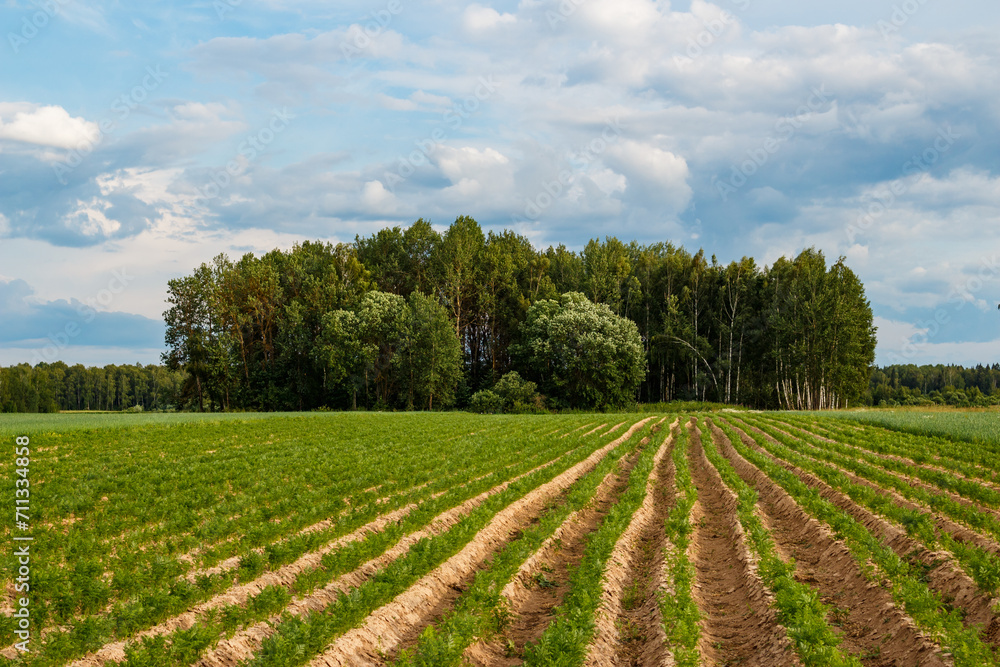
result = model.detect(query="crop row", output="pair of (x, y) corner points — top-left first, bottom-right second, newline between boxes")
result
(717, 417), (999, 666)
(9, 411), (1000, 666)
(1, 414), (602, 661)
(395, 420), (660, 665)
(240, 417), (659, 667)
(750, 422), (1000, 560)
(695, 419), (858, 666)
(768, 414), (1000, 507)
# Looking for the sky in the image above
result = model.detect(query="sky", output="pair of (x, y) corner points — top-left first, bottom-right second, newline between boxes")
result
(0, 0), (999, 368)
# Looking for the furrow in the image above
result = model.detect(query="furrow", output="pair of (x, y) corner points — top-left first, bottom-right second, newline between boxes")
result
(687, 420), (801, 667)
(584, 419), (679, 667)
(732, 418), (1000, 644)
(306, 417), (657, 667)
(69, 435), (588, 667)
(67, 504), (419, 667)
(709, 418), (948, 666)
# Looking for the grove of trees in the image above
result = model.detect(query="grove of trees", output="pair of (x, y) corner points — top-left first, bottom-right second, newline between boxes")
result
(158, 216), (877, 411)
(0, 217), (886, 413)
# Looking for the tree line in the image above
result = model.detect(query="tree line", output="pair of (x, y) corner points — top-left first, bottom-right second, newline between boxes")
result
(6, 360), (999, 413)
(157, 216), (877, 411)
(0, 363), (186, 413)
(0, 217), (879, 413)
(871, 364), (1000, 407)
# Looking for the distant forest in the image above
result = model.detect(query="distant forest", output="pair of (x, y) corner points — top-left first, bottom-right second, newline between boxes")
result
(871, 364), (1000, 407)
(0, 363), (184, 413)
(2, 361), (998, 414)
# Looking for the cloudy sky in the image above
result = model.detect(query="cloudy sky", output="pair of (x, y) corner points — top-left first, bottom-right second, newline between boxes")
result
(1, 0), (998, 368)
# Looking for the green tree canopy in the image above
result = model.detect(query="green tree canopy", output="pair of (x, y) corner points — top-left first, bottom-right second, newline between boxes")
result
(514, 292), (646, 410)
(154, 218), (880, 411)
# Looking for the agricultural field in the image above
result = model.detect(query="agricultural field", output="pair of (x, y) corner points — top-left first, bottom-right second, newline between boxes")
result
(828, 408), (1000, 449)
(3, 410), (1000, 666)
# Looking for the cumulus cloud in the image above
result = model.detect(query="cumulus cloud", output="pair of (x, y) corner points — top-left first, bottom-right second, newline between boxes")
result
(361, 179), (398, 214)
(3, 0), (1000, 363)
(604, 141), (692, 212)
(0, 103), (99, 150)
(875, 313), (1000, 365)
(462, 4), (516, 32)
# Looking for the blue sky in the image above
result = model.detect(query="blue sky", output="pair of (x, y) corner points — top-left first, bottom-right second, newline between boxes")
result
(1, 0), (999, 367)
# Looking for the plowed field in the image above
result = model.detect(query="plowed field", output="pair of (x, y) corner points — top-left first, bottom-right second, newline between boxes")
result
(4, 411), (1000, 666)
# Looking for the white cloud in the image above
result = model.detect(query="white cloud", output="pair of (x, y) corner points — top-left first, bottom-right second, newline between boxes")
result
(845, 243), (869, 265)
(462, 4), (516, 32)
(588, 167), (627, 196)
(376, 94), (420, 111)
(361, 180), (398, 214)
(4, 0), (1000, 364)
(66, 199), (122, 238)
(434, 146), (514, 202)
(575, 0), (662, 43)
(409, 90), (452, 110)
(604, 141), (692, 212)
(172, 102), (235, 121)
(436, 146), (508, 179)
(0, 103), (99, 150)
(95, 167), (186, 205)
(874, 316), (926, 347)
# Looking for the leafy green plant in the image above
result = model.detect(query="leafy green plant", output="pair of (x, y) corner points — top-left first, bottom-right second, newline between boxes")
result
(245, 418), (658, 667)
(697, 419), (859, 667)
(659, 420), (701, 667)
(743, 415), (1000, 597)
(521, 421), (663, 665)
(2, 413), (607, 662)
(394, 422), (652, 667)
(717, 418), (1000, 667)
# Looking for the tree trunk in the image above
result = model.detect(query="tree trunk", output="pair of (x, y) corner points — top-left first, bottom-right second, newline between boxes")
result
(736, 328), (743, 405)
